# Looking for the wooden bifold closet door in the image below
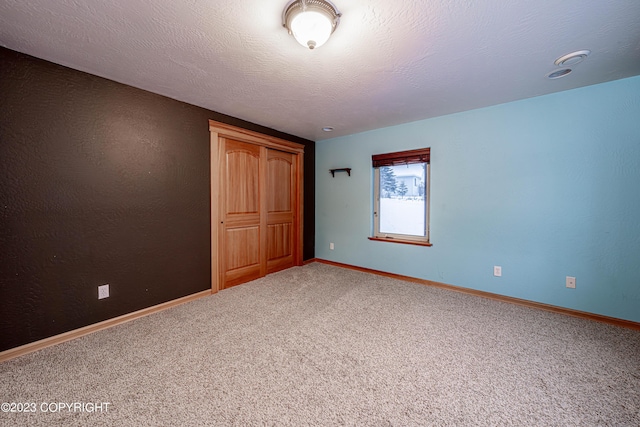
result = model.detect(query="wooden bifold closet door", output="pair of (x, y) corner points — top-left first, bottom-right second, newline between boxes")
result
(209, 121), (304, 291)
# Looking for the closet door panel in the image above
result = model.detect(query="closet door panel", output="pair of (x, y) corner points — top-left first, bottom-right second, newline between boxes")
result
(266, 150), (295, 274)
(221, 139), (263, 288)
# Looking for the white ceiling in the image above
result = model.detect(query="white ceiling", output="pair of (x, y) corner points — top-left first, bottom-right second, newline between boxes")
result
(1, 1), (640, 141)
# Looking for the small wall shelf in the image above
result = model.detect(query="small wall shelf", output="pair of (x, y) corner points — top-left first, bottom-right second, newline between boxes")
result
(330, 168), (351, 177)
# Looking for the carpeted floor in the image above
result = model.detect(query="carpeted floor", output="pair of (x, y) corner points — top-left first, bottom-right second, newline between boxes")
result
(1, 263), (639, 426)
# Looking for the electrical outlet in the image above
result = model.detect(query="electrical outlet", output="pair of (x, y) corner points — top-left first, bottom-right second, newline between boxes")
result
(98, 284), (110, 299)
(493, 266), (502, 277)
(330, 242), (334, 250)
(566, 276), (576, 289)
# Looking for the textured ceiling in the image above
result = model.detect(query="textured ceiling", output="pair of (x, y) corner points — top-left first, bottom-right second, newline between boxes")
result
(1, 0), (640, 141)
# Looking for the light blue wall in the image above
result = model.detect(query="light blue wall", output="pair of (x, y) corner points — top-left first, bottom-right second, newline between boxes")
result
(316, 76), (640, 323)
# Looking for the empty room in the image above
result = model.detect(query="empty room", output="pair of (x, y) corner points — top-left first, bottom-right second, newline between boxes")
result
(1, 0), (639, 425)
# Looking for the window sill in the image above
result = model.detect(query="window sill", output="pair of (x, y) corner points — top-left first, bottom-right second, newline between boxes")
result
(368, 237), (433, 247)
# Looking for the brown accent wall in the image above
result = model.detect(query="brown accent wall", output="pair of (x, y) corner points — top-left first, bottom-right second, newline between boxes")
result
(0, 47), (315, 352)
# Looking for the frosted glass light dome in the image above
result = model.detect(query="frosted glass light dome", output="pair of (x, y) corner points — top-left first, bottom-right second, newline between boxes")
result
(291, 10), (333, 49)
(283, 0), (341, 50)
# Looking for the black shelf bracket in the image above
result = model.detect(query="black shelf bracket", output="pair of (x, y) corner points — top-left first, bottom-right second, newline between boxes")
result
(330, 168), (351, 177)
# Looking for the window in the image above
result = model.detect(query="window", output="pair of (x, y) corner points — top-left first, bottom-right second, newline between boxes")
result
(370, 148), (431, 246)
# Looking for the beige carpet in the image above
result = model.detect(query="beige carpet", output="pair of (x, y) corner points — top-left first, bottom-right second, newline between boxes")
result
(1, 263), (639, 426)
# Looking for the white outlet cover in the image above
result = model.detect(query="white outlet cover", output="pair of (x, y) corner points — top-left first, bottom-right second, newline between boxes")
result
(566, 276), (576, 289)
(493, 266), (502, 277)
(98, 284), (110, 299)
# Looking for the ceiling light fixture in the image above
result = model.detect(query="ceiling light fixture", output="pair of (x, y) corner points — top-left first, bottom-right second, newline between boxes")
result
(322, 126), (334, 132)
(283, 0), (341, 50)
(554, 50), (591, 67)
